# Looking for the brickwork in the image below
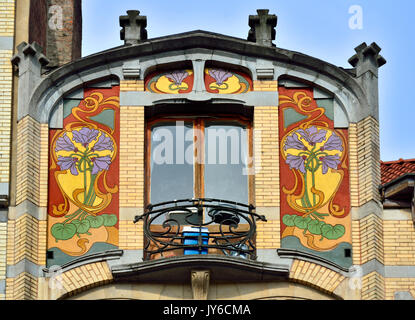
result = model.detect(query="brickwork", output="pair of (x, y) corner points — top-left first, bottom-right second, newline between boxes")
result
(362, 271), (385, 300)
(289, 260), (345, 295)
(256, 220), (280, 249)
(0, 222), (6, 294)
(119, 221), (143, 250)
(39, 125), (49, 207)
(253, 80), (278, 92)
(6, 272), (38, 300)
(351, 219), (361, 265)
(254, 106), (279, 207)
(356, 117), (381, 205)
(360, 213), (384, 265)
(6, 214), (45, 266)
(0, 0), (15, 36)
(0, 49), (13, 184)
(120, 80), (145, 92)
(385, 278), (415, 300)
(383, 220), (415, 265)
(16, 116), (43, 206)
(119, 106), (145, 208)
(59, 262), (113, 298)
(46, 0), (82, 67)
(349, 123), (359, 207)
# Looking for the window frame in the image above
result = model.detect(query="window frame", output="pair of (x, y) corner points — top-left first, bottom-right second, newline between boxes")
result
(145, 113), (255, 208)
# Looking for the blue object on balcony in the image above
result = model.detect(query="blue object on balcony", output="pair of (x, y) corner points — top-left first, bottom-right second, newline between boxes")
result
(183, 227), (209, 255)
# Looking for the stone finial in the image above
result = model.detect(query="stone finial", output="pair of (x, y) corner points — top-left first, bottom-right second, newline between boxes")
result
(11, 42), (50, 121)
(348, 42), (386, 77)
(120, 10), (148, 45)
(248, 9), (277, 47)
(11, 42), (50, 74)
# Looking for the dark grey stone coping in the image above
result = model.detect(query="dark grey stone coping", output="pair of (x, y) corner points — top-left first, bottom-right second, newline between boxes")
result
(277, 249), (351, 274)
(111, 254), (290, 283)
(32, 31), (366, 115)
(42, 250), (123, 277)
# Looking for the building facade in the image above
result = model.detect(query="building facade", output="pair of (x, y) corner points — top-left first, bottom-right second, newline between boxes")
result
(1, 2), (415, 300)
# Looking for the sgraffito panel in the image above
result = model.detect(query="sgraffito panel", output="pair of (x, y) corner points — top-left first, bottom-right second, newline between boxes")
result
(279, 87), (352, 268)
(145, 69), (194, 94)
(204, 68), (252, 94)
(47, 87), (120, 266)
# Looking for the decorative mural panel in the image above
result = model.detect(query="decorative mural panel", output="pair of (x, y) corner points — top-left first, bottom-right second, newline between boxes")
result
(47, 87), (120, 267)
(145, 69), (194, 94)
(204, 68), (252, 94)
(279, 87), (352, 269)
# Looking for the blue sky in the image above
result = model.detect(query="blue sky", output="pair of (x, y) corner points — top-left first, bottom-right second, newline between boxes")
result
(82, 0), (415, 162)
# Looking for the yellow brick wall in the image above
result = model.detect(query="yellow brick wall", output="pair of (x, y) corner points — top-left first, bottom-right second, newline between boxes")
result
(351, 219), (361, 266)
(59, 262), (113, 298)
(119, 221), (143, 250)
(0, 49), (13, 184)
(253, 107), (279, 207)
(0, 0), (15, 36)
(16, 116), (43, 206)
(6, 272), (38, 300)
(256, 221), (280, 249)
(6, 214), (45, 266)
(120, 80), (145, 92)
(356, 117), (381, 205)
(362, 271), (385, 300)
(290, 260), (345, 295)
(349, 123), (359, 207)
(383, 220), (415, 265)
(359, 213), (384, 265)
(253, 80), (278, 92)
(119, 106), (145, 208)
(0, 222), (6, 299)
(385, 278), (415, 300)
(39, 124), (49, 207)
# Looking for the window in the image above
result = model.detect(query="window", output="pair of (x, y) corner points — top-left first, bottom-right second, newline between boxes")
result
(146, 116), (253, 210)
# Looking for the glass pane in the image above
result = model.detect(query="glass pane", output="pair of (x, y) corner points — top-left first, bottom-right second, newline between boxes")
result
(150, 122), (194, 206)
(204, 121), (249, 204)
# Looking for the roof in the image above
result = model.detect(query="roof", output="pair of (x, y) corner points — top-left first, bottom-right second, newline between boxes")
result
(381, 158), (415, 185)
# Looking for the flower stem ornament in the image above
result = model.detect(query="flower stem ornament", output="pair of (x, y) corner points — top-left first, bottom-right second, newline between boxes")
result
(282, 126), (346, 241)
(52, 128), (118, 242)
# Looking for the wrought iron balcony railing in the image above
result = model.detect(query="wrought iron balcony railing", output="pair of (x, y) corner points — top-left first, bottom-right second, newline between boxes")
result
(134, 198), (267, 261)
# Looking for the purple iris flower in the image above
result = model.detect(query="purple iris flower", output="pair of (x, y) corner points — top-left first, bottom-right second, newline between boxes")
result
(321, 132), (343, 152)
(92, 134), (114, 152)
(319, 155), (341, 174)
(209, 69), (233, 85)
(57, 156), (79, 176)
(56, 134), (77, 152)
(91, 156), (112, 175)
(72, 128), (100, 148)
(284, 133), (307, 151)
(286, 154), (307, 174)
(165, 71), (189, 86)
(297, 126), (327, 147)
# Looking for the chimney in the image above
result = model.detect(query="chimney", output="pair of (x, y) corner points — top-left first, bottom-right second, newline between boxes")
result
(120, 10), (148, 45)
(45, 0), (82, 68)
(248, 9), (277, 47)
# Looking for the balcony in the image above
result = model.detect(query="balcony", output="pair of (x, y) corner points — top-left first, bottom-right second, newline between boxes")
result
(134, 198), (267, 261)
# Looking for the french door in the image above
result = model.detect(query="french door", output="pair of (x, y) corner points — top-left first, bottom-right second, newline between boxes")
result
(146, 116), (253, 208)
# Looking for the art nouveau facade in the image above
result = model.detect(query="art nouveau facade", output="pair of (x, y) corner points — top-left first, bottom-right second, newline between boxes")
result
(2, 3), (415, 300)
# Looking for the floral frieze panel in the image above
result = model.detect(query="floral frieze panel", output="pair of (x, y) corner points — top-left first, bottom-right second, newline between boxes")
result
(279, 87), (352, 269)
(204, 68), (252, 94)
(47, 87), (120, 267)
(145, 69), (194, 94)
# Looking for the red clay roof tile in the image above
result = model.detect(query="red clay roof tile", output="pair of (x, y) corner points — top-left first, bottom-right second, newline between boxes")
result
(380, 158), (415, 185)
